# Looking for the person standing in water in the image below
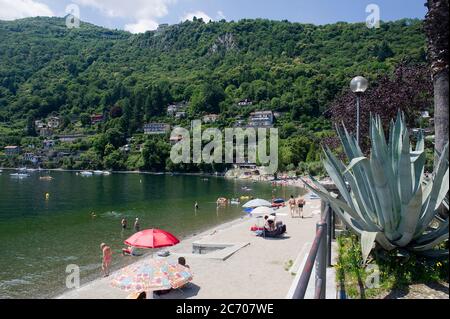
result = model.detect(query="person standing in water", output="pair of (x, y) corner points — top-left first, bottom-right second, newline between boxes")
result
(121, 218), (128, 230)
(134, 218), (140, 232)
(100, 243), (112, 277)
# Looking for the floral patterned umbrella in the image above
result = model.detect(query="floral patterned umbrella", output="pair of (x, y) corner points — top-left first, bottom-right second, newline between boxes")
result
(111, 259), (193, 292)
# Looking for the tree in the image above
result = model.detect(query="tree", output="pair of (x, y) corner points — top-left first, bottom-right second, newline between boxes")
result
(190, 83), (225, 114)
(110, 105), (123, 119)
(373, 41), (394, 62)
(424, 0), (449, 162)
(80, 113), (91, 126)
(328, 64), (433, 152)
(105, 128), (125, 148)
(26, 116), (36, 136)
(142, 137), (170, 171)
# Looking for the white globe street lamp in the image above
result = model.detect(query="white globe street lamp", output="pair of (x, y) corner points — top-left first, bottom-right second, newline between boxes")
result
(350, 76), (369, 144)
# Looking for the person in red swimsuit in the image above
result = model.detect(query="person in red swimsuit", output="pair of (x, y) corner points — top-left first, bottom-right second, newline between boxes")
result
(100, 243), (112, 277)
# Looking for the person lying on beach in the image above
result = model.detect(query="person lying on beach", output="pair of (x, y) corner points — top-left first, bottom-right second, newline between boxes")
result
(100, 243), (112, 277)
(122, 246), (136, 256)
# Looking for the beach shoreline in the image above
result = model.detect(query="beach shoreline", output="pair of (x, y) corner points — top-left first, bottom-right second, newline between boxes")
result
(55, 213), (256, 299)
(55, 199), (310, 298)
(53, 184), (309, 299)
(57, 200), (321, 299)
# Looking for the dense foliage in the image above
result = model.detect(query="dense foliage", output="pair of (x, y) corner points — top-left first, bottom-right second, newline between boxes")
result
(0, 17), (427, 172)
(328, 64), (433, 153)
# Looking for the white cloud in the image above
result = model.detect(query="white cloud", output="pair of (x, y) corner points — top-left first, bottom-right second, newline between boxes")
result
(216, 10), (226, 20)
(181, 11), (213, 23)
(73, 0), (176, 33)
(0, 0), (54, 20)
(125, 19), (159, 33)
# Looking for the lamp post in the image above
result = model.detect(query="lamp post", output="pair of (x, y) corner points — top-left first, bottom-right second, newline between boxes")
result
(350, 76), (369, 144)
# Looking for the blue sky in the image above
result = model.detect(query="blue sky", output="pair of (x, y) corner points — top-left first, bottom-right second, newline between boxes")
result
(0, 0), (427, 33)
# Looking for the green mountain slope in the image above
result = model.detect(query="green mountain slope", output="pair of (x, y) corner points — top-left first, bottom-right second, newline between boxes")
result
(0, 17), (425, 124)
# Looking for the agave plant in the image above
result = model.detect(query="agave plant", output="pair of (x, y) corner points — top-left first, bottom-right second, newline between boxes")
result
(303, 113), (449, 262)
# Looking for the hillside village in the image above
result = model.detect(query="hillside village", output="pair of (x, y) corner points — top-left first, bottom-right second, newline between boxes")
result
(1, 99), (285, 173)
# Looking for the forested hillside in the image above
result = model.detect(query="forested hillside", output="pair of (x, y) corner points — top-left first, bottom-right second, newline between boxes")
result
(0, 17), (427, 172)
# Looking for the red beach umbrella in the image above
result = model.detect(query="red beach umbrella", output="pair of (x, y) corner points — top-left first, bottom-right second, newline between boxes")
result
(124, 229), (180, 249)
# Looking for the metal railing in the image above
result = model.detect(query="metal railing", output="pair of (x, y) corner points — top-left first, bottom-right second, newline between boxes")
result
(290, 202), (334, 299)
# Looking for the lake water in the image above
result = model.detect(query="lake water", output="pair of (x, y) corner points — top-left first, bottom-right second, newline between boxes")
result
(0, 170), (301, 299)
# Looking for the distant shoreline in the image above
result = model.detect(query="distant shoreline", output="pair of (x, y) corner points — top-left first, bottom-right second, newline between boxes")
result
(1, 166), (314, 189)
(0, 167), (223, 177)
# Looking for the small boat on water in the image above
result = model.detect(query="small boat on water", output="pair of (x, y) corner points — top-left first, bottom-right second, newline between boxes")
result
(103, 171), (111, 176)
(39, 176), (53, 181)
(80, 171), (93, 177)
(230, 198), (240, 205)
(93, 170), (104, 175)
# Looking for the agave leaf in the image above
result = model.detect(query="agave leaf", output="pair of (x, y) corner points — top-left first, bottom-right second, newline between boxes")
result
(302, 175), (368, 235)
(415, 218), (449, 244)
(443, 197), (449, 210)
(376, 233), (397, 251)
(415, 130), (425, 153)
(390, 112), (403, 175)
(361, 231), (378, 264)
(357, 158), (385, 226)
(371, 115), (389, 162)
(411, 233), (449, 252)
(411, 151), (426, 192)
(343, 156), (367, 175)
(422, 179), (433, 205)
(395, 185), (423, 247)
(322, 148), (354, 208)
(302, 176), (378, 232)
(301, 177), (359, 220)
(398, 130), (413, 207)
(370, 153), (397, 240)
(434, 169), (449, 211)
(336, 126), (354, 160)
(371, 115), (401, 222)
(344, 170), (379, 226)
(416, 143), (449, 236)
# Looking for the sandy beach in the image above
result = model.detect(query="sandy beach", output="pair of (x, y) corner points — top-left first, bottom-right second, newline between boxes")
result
(58, 200), (324, 299)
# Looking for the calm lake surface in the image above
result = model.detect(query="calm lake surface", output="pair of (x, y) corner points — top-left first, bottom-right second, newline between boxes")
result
(0, 170), (301, 299)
